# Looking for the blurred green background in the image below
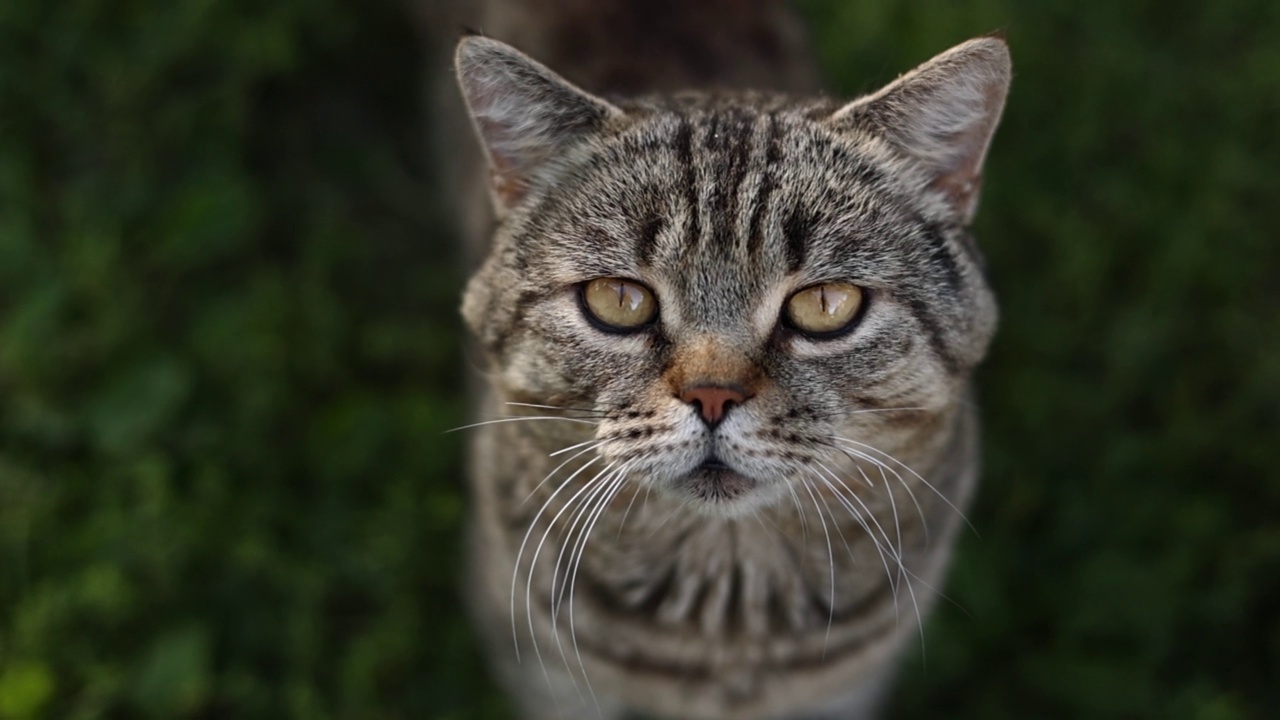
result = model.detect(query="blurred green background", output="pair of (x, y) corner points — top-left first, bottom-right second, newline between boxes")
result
(1, 0), (1276, 718)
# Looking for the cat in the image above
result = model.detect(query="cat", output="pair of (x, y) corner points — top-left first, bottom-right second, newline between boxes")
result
(448, 1), (1010, 717)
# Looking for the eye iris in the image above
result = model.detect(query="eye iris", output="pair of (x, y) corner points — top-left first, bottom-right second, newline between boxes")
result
(584, 278), (657, 329)
(820, 286), (843, 315)
(787, 282), (863, 335)
(618, 282), (644, 312)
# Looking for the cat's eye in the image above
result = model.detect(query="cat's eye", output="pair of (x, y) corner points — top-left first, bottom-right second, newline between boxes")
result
(580, 278), (658, 331)
(784, 282), (865, 337)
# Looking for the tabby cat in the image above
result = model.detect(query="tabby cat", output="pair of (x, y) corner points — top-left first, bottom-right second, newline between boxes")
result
(449, 1), (1010, 717)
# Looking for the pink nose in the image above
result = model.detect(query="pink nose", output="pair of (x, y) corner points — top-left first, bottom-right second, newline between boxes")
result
(680, 384), (750, 428)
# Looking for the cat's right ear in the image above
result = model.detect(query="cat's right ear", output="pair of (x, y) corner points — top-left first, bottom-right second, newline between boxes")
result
(455, 36), (623, 212)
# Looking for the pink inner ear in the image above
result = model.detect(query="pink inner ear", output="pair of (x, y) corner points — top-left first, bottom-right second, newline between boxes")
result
(488, 165), (525, 207)
(464, 80), (534, 206)
(456, 37), (623, 212)
(930, 72), (1008, 220)
(934, 171), (980, 221)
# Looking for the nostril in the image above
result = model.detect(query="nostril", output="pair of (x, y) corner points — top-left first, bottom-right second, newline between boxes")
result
(679, 384), (751, 428)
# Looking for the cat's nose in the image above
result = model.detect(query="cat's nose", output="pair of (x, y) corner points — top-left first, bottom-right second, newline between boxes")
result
(680, 384), (751, 429)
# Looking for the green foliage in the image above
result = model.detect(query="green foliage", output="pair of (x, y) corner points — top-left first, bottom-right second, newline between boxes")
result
(1, 0), (1276, 718)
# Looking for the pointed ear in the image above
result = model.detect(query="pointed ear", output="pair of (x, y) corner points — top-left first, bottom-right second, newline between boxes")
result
(832, 37), (1011, 223)
(455, 36), (623, 211)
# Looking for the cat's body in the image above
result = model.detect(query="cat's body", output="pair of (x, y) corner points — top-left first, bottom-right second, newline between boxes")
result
(448, 2), (1009, 718)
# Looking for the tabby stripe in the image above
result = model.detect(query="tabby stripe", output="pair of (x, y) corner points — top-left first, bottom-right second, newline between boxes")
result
(636, 215), (664, 267)
(782, 206), (810, 272)
(906, 296), (961, 375)
(919, 222), (963, 292)
(709, 109), (754, 256)
(747, 115), (780, 262)
(566, 576), (899, 678)
(821, 138), (886, 188)
(673, 114), (701, 249)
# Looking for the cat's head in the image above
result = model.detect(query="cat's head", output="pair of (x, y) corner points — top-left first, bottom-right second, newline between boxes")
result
(455, 35), (1010, 516)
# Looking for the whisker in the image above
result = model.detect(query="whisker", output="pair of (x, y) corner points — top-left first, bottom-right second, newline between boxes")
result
(830, 437), (976, 537)
(548, 462), (621, 703)
(509, 455), (602, 662)
(813, 462), (901, 565)
(786, 483), (810, 541)
(822, 453), (905, 565)
(549, 437), (605, 457)
(810, 469), (900, 609)
(806, 472), (858, 565)
(798, 478), (836, 656)
(816, 467), (927, 652)
(826, 440), (930, 545)
(446, 415), (600, 433)
(550, 467), (617, 617)
(615, 475), (644, 538)
(524, 460), (618, 697)
(522, 442), (604, 506)
(806, 405), (931, 421)
(567, 463), (633, 714)
(812, 439), (876, 488)
(505, 401), (608, 417)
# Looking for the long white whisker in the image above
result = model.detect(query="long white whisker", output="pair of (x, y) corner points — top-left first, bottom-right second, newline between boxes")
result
(832, 437), (976, 537)
(615, 475), (644, 538)
(811, 470), (900, 610)
(522, 441), (605, 506)
(814, 440), (877, 489)
(798, 478), (836, 656)
(785, 483), (809, 541)
(548, 462), (621, 703)
(568, 462), (633, 715)
(550, 437), (605, 458)
(504, 401), (607, 416)
(511, 455), (603, 666)
(524, 460), (621, 699)
(818, 468), (924, 648)
(825, 439), (930, 543)
(814, 461), (900, 564)
(809, 405), (931, 421)
(551, 464), (619, 618)
(806, 472), (858, 565)
(446, 415), (600, 433)
(824, 451), (905, 564)
(509, 453), (601, 660)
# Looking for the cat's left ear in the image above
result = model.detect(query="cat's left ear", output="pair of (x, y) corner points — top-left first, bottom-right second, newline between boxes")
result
(830, 36), (1011, 224)
(455, 35), (624, 212)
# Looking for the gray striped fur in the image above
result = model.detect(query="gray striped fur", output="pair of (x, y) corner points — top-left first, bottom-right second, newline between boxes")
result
(451, 6), (1009, 718)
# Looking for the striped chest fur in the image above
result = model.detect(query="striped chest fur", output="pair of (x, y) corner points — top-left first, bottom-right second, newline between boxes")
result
(451, 5), (1009, 718)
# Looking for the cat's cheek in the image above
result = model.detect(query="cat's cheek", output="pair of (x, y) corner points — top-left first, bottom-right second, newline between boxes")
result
(500, 301), (653, 398)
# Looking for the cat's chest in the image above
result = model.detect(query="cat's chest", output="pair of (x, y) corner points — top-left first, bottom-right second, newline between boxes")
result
(524, 490), (892, 641)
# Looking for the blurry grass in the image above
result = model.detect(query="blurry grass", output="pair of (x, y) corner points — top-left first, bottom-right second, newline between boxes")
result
(0, 0), (1277, 718)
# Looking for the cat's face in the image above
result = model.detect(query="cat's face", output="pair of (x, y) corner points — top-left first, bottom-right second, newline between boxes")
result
(457, 37), (1008, 516)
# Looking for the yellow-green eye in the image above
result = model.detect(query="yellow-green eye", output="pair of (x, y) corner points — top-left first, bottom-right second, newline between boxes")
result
(581, 278), (658, 331)
(784, 282), (865, 336)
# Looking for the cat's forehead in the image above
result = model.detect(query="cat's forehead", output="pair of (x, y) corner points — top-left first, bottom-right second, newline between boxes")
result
(613, 95), (842, 169)
(570, 101), (908, 309)
(511, 95), (929, 337)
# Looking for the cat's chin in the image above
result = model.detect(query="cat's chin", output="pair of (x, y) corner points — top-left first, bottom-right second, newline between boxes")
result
(668, 465), (781, 518)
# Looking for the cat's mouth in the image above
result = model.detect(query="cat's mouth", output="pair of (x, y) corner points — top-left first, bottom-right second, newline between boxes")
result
(698, 457), (733, 472)
(676, 455), (757, 507)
